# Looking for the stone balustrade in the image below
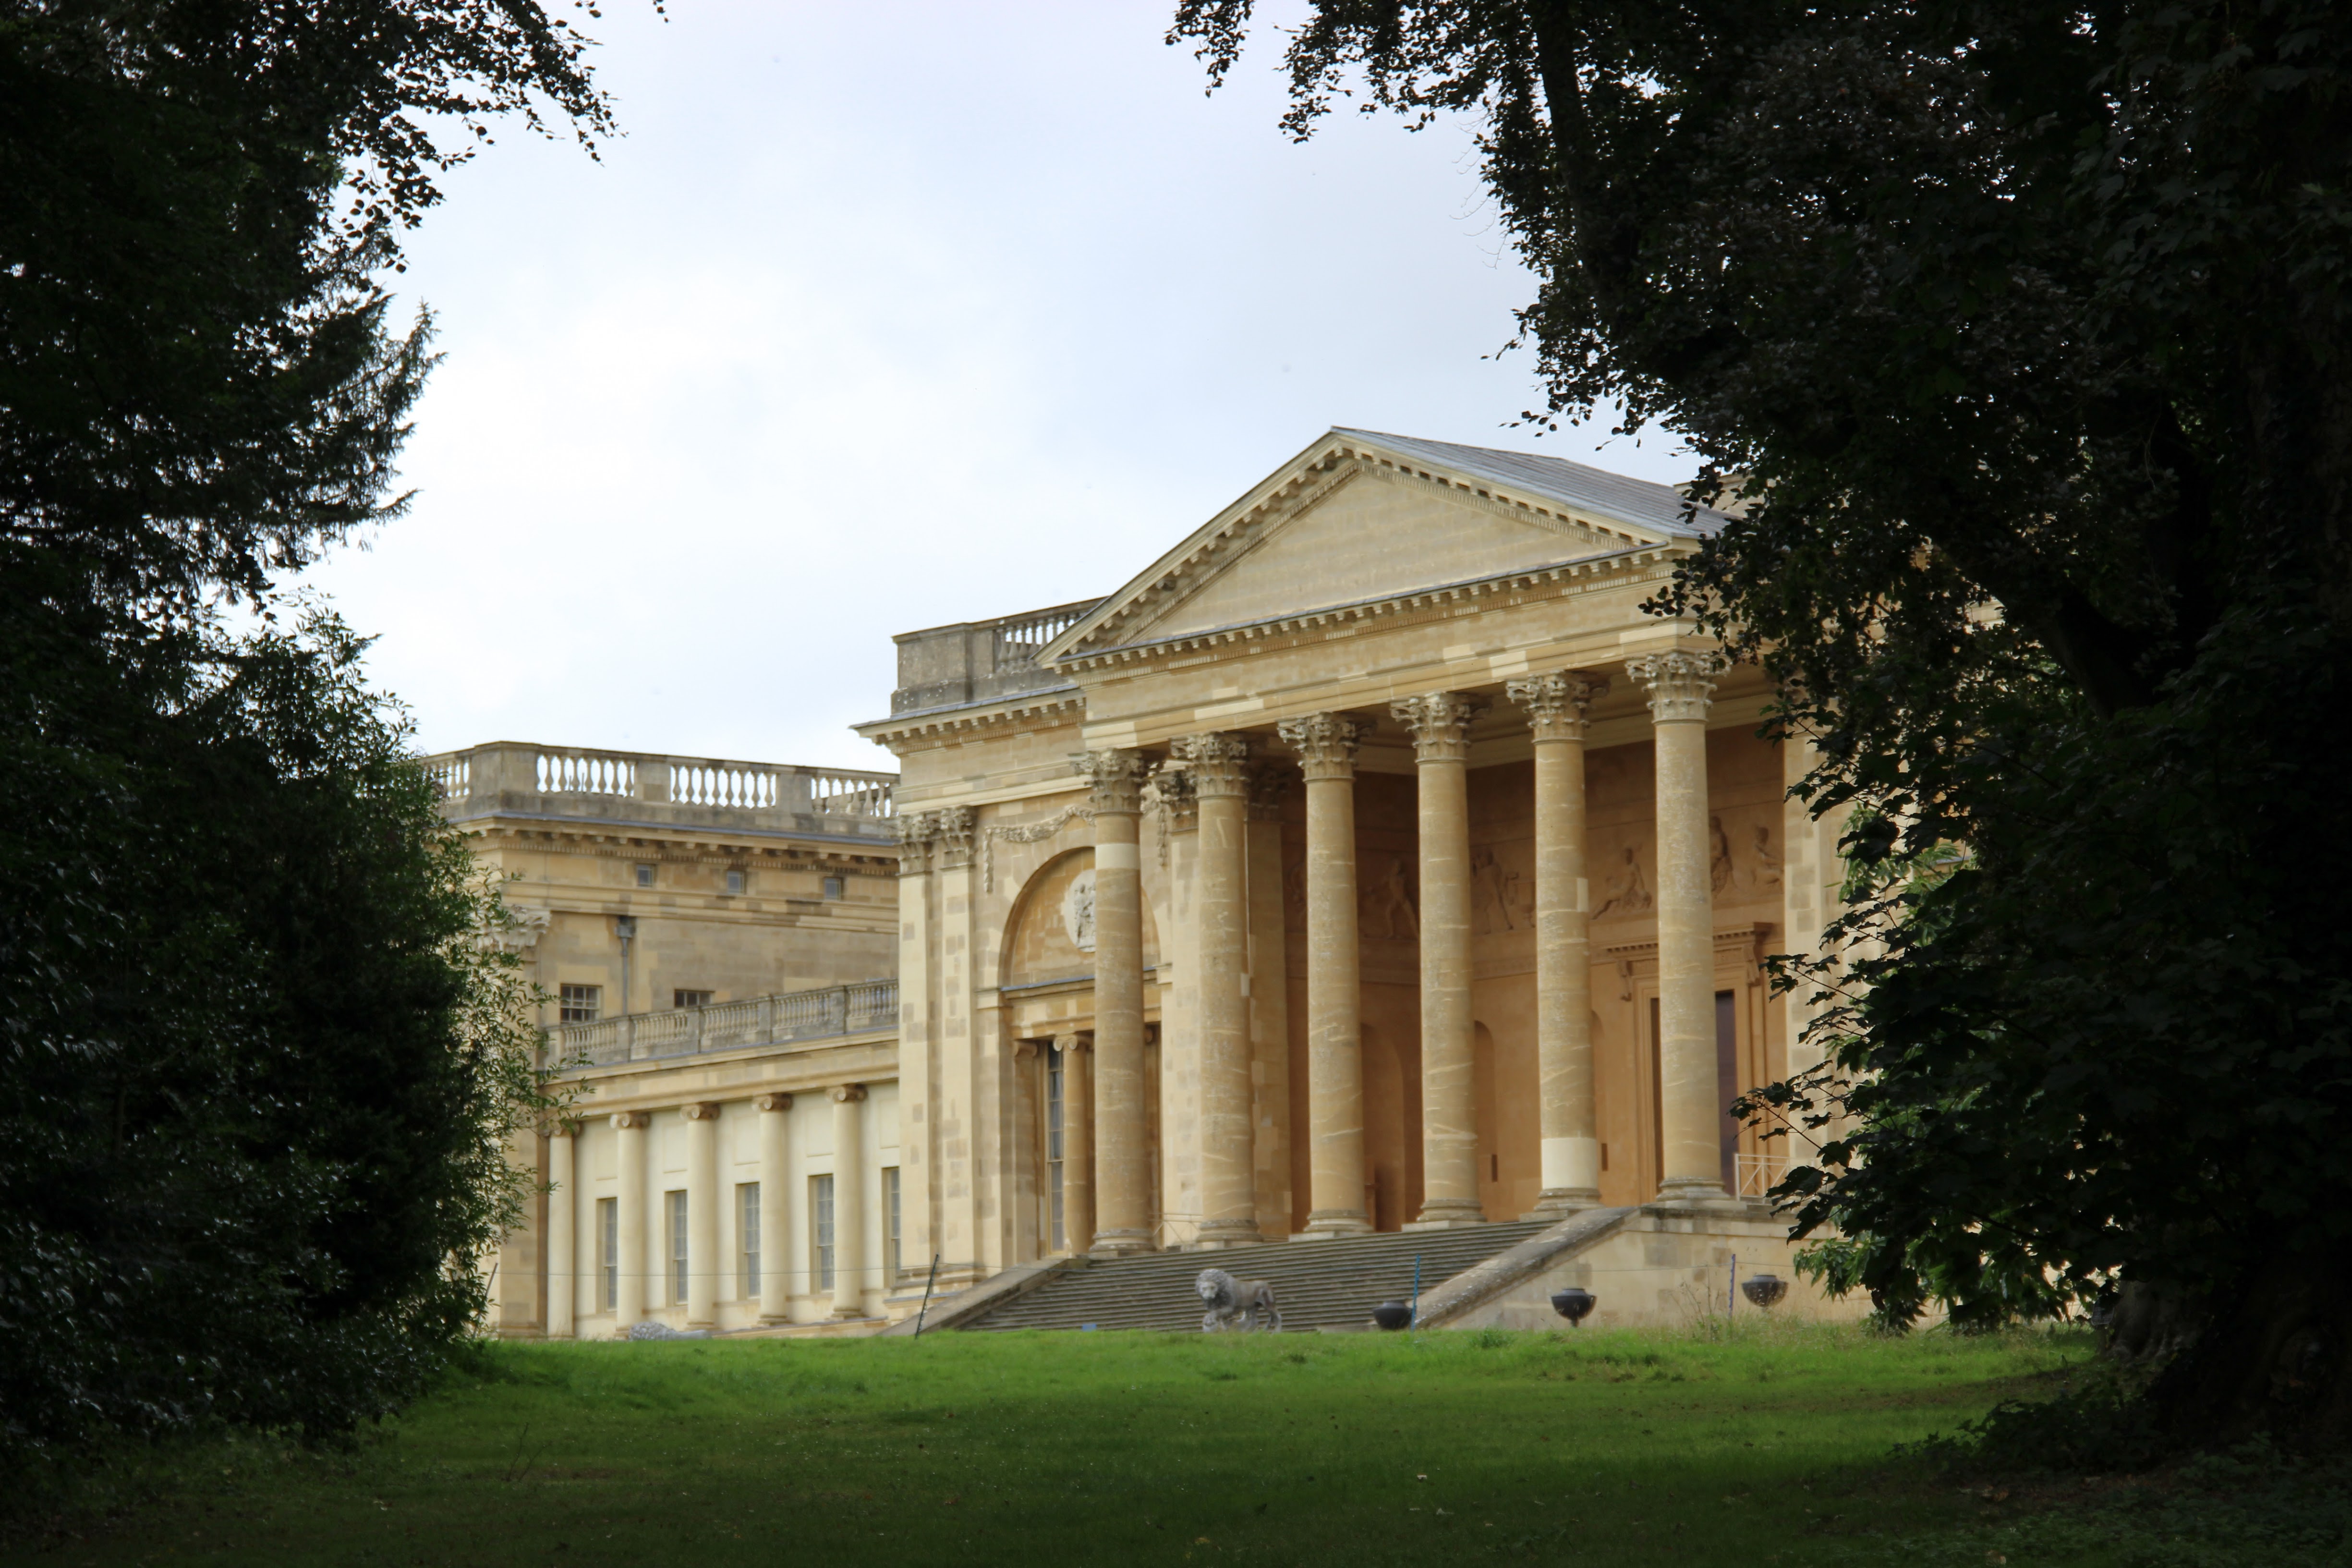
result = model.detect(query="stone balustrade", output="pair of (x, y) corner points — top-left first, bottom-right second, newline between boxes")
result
(420, 741), (896, 839)
(549, 980), (898, 1069)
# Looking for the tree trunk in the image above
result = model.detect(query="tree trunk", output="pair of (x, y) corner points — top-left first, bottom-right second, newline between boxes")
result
(2147, 1248), (2352, 1449)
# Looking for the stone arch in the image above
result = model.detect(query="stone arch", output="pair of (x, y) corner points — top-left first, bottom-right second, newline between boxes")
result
(999, 849), (1162, 990)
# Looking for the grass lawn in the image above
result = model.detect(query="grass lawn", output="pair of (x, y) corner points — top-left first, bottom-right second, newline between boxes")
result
(0, 1321), (2203, 1568)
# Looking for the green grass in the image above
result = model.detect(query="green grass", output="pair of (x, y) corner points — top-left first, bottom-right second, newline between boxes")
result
(0, 1322), (2154, 1567)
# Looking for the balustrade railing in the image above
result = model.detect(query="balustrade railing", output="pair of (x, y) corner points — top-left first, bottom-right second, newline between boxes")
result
(992, 603), (1091, 669)
(1734, 1152), (1792, 1199)
(671, 761), (780, 809)
(424, 754), (469, 800)
(812, 771), (895, 817)
(538, 749), (637, 796)
(548, 979), (898, 1069)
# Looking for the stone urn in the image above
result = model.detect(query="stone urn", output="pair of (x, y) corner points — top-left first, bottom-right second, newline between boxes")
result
(1741, 1273), (1788, 1309)
(1550, 1288), (1596, 1326)
(1371, 1301), (1412, 1331)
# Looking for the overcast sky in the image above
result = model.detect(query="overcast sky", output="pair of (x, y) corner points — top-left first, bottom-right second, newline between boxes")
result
(295, 0), (1695, 770)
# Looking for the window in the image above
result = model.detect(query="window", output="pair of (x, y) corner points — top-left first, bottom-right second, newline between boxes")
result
(560, 984), (601, 1024)
(822, 875), (844, 900)
(738, 1182), (761, 1298)
(1045, 1044), (1066, 1252)
(597, 1198), (618, 1312)
(665, 1189), (688, 1304)
(885, 1167), (901, 1286)
(811, 1174), (836, 1292)
(635, 863), (655, 888)
(673, 989), (714, 1010)
(725, 867), (746, 896)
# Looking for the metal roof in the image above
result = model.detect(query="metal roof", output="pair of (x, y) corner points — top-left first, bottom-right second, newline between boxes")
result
(1330, 427), (1725, 539)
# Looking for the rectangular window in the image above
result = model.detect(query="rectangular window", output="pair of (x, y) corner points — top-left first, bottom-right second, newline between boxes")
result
(635, 863), (655, 888)
(1045, 1045), (1066, 1252)
(738, 1182), (761, 1298)
(725, 868), (746, 896)
(666, 1189), (688, 1304)
(885, 1167), (901, 1285)
(811, 1174), (836, 1292)
(597, 1197), (618, 1312)
(673, 988), (714, 1010)
(822, 875), (845, 900)
(560, 984), (601, 1024)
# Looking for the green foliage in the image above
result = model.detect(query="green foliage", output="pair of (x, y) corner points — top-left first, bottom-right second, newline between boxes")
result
(1171, 0), (2352, 1440)
(0, 0), (615, 605)
(1, 0), (620, 1464)
(0, 570), (551, 1463)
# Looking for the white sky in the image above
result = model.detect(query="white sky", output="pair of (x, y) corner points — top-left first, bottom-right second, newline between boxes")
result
(296, 0), (1695, 770)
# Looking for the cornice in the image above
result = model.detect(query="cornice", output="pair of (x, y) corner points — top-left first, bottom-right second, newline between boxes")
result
(471, 824), (896, 872)
(1057, 539), (1687, 676)
(853, 690), (1087, 754)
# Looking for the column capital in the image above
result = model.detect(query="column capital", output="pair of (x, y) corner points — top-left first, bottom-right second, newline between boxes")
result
(1245, 763), (1291, 820)
(894, 810), (934, 875)
(1172, 732), (1250, 797)
(1627, 650), (1727, 722)
(1147, 760), (1198, 835)
(752, 1092), (794, 1114)
(544, 1117), (580, 1139)
(1053, 1030), (1093, 1054)
(1073, 748), (1147, 813)
(830, 1082), (869, 1104)
(1278, 712), (1373, 781)
(681, 1102), (721, 1122)
(609, 1110), (650, 1130)
(932, 806), (976, 868)
(1391, 692), (1490, 761)
(1507, 672), (1610, 741)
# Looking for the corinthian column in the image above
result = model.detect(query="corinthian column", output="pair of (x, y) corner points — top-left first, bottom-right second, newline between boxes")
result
(546, 1121), (576, 1339)
(611, 1110), (649, 1331)
(1630, 650), (1733, 1206)
(1277, 712), (1373, 1238)
(1508, 673), (1609, 1216)
(1392, 691), (1490, 1228)
(683, 1101), (719, 1326)
(1075, 748), (1150, 1255)
(1175, 731), (1260, 1248)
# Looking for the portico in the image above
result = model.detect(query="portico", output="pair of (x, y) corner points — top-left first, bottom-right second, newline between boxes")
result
(864, 428), (1845, 1280)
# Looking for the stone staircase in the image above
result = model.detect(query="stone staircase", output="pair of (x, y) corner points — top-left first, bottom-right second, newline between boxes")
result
(958, 1221), (1553, 1333)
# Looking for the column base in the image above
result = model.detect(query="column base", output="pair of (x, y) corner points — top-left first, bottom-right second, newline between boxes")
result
(1649, 1177), (1746, 1213)
(1520, 1187), (1605, 1222)
(1295, 1210), (1372, 1239)
(1403, 1198), (1489, 1231)
(1088, 1228), (1153, 1258)
(1189, 1219), (1264, 1250)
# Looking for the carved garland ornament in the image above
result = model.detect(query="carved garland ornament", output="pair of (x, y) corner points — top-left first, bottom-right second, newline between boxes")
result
(979, 803), (1098, 893)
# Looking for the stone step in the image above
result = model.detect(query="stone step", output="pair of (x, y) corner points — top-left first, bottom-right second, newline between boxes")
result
(959, 1221), (1552, 1333)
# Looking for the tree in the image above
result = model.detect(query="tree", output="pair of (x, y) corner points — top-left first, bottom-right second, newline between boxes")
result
(1, 0), (624, 1462)
(1172, 0), (2352, 1444)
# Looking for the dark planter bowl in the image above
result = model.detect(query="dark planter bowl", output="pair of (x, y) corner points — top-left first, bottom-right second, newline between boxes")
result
(1551, 1288), (1596, 1326)
(1371, 1301), (1413, 1332)
(1741, 1274), (1788, 1309)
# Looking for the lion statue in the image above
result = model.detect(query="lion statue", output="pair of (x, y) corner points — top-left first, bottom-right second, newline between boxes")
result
(1196, 1267), (1281, 1333)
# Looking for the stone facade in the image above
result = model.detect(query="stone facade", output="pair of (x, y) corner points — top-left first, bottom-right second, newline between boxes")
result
(427, 741), (909, 1334)
(860, 428), (1857, 1320)
(473, 425), (1867, 1336)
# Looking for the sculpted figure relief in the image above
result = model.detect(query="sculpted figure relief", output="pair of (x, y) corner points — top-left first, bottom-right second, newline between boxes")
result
(1196, 1268), (1282, 1333)
(1063, 868), (1097, 953)
(1471, 846), (1524, 934)
(1592, 843), (1653, 920)
(1710, 814), (1736, 895)
(1367, 853), (1419, 939)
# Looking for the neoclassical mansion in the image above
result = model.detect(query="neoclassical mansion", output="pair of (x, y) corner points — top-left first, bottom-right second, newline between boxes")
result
(456, 428), (1854, 1337)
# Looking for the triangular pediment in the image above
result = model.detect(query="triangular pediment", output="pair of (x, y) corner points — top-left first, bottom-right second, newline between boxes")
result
(1045, 428), (1719, 662)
